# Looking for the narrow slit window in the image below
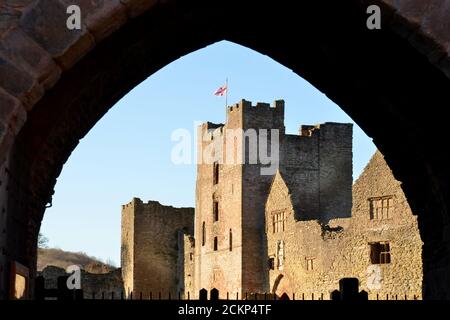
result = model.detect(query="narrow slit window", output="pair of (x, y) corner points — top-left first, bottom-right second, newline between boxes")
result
(213, 237), (218, 251)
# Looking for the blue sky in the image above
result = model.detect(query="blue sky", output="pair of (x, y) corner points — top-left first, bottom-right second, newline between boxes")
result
(40, 40), (376, 265)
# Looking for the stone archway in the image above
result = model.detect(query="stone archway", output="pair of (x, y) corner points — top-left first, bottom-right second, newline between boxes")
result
(1, 0), (450, 299)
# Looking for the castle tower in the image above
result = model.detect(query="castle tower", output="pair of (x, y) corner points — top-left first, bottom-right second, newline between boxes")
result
(121, 198), (194, 298)
(193, 99), (353, 297)
(194, 99), (285, 297)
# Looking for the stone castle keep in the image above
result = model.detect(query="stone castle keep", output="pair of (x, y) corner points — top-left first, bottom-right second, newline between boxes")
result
(121, 99), (423, 299)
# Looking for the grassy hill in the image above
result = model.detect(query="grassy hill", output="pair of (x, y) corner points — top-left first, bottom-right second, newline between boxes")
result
(37, 248), (116, 274)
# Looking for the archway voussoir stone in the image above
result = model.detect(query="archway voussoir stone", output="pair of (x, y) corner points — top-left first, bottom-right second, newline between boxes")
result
(60, 0), (129, 43)
(120, 0), (160, 19)
(19, 0), (96, 70)
(0, 27), (62, 91)
(382, 0), (450, 79)
(0, 88), (27, 136)
(0, 52), (44, 110)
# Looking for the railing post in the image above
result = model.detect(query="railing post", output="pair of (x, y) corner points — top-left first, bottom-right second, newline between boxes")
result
(293, 293), (295, 300)
(302, 293), (305, 300)
(159, 292), (161, 300)
(102, 292), (105, 300)
(111, 292), (114, 300)
(92, 292), (95, 300)
(150, 292), (153, 300)
(312, 293), (314, 300)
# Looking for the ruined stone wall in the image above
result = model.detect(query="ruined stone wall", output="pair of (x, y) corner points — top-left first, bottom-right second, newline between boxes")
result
(317, 123), (353, 222)
(38, 265), (123, 299)
(121, 199), (135, 295)
(122, 198), (194, 298)
(266, 151), (423, 299)
(178, 232), (194, 298)
(241, 100), (285, 293)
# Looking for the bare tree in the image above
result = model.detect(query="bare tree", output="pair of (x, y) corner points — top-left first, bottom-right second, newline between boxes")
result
(38, 232), (49, 248)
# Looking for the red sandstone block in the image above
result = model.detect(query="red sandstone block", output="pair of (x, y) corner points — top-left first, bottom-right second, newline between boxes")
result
(19, 0), (95, 70)
(0, 87), (27, 136)
(120, 0), (159, 18)
(392, 0), (433, 26)
(60, 0), (128, 42)
(0, 27), (61, 90)
(0, 52), (44, 109)
(421, 1), (450, 55)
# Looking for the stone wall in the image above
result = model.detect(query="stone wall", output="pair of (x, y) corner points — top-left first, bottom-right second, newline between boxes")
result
(266, 151), (423, 299)
(177, 231), (194, 298)
(38, 265), (123, 299)
(194, 116), (244, 298)
(121, 198), (194, 298)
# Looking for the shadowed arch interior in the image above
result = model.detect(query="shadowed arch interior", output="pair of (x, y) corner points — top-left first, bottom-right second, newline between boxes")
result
(1, 0), (450, 299)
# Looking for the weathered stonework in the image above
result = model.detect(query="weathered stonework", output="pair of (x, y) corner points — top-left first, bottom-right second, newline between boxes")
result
(38, 265), (123, 299)
(121, 198), (194, 298)
(122, 100), (422, 300)
(193, 99), (352, 298)
(266, 151), (423, 299)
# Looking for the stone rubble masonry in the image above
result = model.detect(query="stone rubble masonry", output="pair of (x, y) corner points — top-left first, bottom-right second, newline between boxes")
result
(121, 100), (422, 299)
(193, 99), (352, 298)
(38, 265), (123, 299)
(266, 150), (423, 299)
(121, 197), (194, 298)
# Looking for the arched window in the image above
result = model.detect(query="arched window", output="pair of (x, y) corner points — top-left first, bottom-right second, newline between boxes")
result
(229, 229), (233, 251)
(202, 222), (206, 246)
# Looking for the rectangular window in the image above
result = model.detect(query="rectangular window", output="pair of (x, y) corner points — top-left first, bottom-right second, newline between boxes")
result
(370, 242), (391, 264)
(213, 237), (218, 251)
(272, 211), (285, 233)
(306, 258), (315, 271)
(213, 201), (219, 222)
(213, 162), (219, 185)
(369, 196), (394, 220)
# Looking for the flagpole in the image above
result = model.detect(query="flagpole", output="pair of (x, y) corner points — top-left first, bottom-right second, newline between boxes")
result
(225, 77), (228, 113)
